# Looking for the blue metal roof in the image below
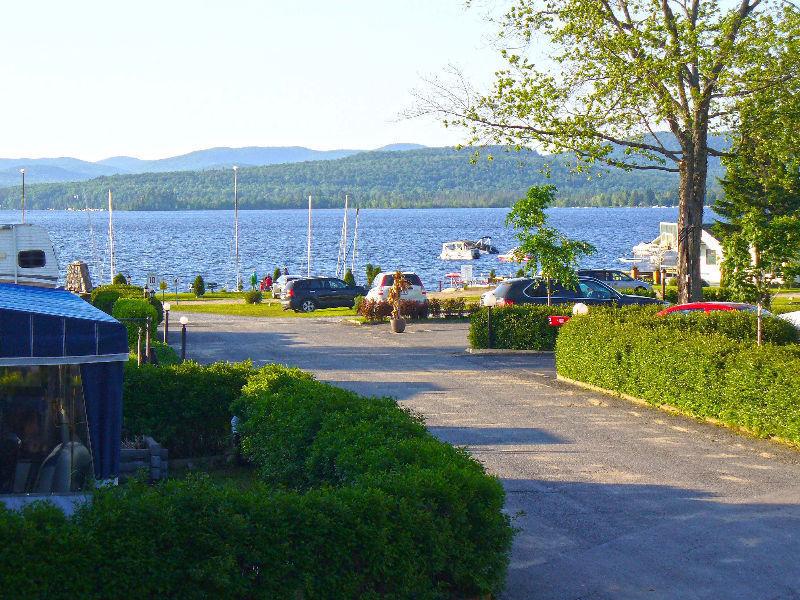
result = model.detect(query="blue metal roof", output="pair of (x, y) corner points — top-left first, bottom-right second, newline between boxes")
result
(0, 283), (128, 363)
(0, 283), (119, 323)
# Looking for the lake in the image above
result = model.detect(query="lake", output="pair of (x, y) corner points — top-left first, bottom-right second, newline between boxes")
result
(1, 207), (689, 290)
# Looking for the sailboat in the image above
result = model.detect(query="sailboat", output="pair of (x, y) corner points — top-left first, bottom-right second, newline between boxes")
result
(336, 195), (349, 279)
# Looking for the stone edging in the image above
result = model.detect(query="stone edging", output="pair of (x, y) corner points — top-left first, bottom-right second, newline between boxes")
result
(555, 374), (800, 451)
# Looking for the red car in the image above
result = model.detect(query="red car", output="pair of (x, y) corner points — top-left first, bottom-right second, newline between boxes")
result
(656, 302), (772, 317)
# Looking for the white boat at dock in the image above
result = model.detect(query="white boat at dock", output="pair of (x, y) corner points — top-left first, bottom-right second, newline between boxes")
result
(440, 240), (480, 260)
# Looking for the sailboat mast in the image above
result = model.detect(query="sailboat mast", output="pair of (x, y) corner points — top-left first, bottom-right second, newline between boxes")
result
(233, 166), (240, 288)
(351, 207), (359, 276)
(307, 195), (312, 277)
(108, 189), (115, 283)
(342, 194), (349, 271)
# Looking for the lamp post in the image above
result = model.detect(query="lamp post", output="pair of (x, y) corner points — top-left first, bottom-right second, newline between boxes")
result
(233, 165), (240, 290)
(180, 316), (188, 361)
(163, 302), (171, 343)
(20, 169), (25, 223)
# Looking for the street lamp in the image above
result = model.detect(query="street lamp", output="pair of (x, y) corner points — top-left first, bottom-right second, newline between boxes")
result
(19, 169), (25, 224)
(179, 316), (189, 361)
(163, 302), (171, 343)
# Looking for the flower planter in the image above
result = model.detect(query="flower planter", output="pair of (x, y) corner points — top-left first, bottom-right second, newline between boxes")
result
(390, 317), (406, 333)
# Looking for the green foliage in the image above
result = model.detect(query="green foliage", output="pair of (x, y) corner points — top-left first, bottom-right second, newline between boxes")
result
(353, 295), (365, 314)
(469, 305), (572, 350)
(506, 185), (595, 301)
(111, 298), (158, 346)
(365, 263), (381, 286)
(192, 275), (206, 297)
(387, 271), (411, 319)
(123, 361), (254, 457)
(158, 279), (168, 292)
(358, 299), (429, 322)
(90, 284), (163, 325)
(272, 267), (281, 281)
(231, 365), (513, 595)
(343, 268), (356, 286)
(556, 307), (800, 443)
(112, 272), (127, 285)
(243, 290), (262, 304)
(150, 341), (180, 365)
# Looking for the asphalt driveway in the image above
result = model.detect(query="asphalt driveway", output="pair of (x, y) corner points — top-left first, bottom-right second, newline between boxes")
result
(171, 313), (800, 600)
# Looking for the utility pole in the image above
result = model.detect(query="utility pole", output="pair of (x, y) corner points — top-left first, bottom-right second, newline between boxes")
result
(307, 194), (312, 277)
(20, 169), (25, 223)
(233, 166), (240, 289)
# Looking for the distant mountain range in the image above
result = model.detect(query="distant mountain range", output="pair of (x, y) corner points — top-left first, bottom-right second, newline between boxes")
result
(0, 143), (726, 211)
(0, 143), (427, 186)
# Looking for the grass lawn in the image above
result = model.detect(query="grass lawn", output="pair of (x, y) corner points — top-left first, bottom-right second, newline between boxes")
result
(772, 296), (800, 315)
(155, 291), (265, 302)
(175, 301), (356, 318)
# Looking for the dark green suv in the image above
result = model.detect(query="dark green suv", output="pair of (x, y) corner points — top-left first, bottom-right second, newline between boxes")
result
(281, 277), (366, 312)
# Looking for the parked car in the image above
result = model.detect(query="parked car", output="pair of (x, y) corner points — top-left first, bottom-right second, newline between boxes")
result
(272, 275), (301, 299)
(481, 277), (666, 307)
(779, 310), (800, 330)
(281, 277), (367, 312)
(577, 269), (652, 293)
(656, 302), (774, 317)
(366, 271), (427, 304)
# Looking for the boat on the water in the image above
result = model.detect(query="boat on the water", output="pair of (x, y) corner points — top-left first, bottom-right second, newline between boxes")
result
(498, 247), (529, 263)
(473, 236), (499, 254)
(0, 223), (59, 288)
(440, 240), (480, 260)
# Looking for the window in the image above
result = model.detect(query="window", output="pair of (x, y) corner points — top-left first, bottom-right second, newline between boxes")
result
(380, 274), (422, 287)
(611, 272), (633, 281)
(17, 250), (46, 269)
(0, 365), (94, 494)
(523, 282), (548, 298)
(577, 280), (615, 300)
(328, 279), (347, 289)
(706, 249), (718, 265)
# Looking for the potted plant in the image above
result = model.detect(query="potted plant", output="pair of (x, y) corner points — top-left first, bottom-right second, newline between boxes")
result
(387, 270), (410, 333)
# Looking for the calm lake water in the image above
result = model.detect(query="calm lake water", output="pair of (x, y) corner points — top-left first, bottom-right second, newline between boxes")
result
(2, 207), (690, 290)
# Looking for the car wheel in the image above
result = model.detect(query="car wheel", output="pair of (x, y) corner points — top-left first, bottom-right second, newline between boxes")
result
(301, 299), (316, 313)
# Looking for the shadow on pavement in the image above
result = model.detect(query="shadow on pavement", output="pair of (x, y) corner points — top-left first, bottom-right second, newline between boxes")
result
(502, 478), (800, 600)
(429, 426), (566, 446)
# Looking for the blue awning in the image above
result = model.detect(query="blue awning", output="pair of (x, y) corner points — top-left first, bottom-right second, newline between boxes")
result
(0, 283), (128, 481)
(0, 283), (128, 365)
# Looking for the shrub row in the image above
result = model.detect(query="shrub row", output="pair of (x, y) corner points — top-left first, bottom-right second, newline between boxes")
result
(122, 361), (255, 458)
(428, 297), (480, 319)
(231, 365), (514, 596)
(556, 307), (800, 443)
(357, 299), (429, 321)
(469, 304), (575, 350)
(0, 365), (513, 598)
(91, 284), (164, 323)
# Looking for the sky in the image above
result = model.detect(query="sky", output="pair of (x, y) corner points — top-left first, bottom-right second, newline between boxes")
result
(0, 1), (503, 161)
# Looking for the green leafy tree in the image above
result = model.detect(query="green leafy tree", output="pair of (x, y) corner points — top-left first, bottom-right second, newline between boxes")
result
(507, 186), (595, 305)
(112, 272), (127, 285)
(715, 86), (800, 306)
(365, 263), (381, 286)
(415, 0), (800, 303)
(192, 275), (206, 297)
(273, 267), (281, 282)
(158, 279), (168, 301)
(343, 269), (356, 286)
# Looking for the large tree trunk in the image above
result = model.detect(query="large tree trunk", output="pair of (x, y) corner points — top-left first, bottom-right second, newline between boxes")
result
(677, 127), (708, 303)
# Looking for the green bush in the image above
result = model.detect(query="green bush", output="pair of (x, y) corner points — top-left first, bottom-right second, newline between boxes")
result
(231, 365), (514, 596)
(243, 290), (262, 304)
(123, 361), (254, 458)
(91, 284), (163, 325)
(273, 267), (281, 281)
(469, 305), (575, 350)
(112, 298), (158, 346)
(112, 272), (127, 285)
(344, 268), (356, 286)
(192, 275), (206, 297)
(556, 307), (800, 443)
(150, 340), (180, 365)
(1, 364), (513, 598)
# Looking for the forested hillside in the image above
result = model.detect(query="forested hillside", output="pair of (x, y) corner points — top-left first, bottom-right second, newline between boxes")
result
(0, 146), (724, 210)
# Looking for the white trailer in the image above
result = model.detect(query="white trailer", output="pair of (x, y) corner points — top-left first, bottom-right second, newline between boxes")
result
(0, 224), (59, 287)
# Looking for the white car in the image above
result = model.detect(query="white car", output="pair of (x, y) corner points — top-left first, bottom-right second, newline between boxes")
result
(779, 310), (800, 330)
(366, 272), (427, 304)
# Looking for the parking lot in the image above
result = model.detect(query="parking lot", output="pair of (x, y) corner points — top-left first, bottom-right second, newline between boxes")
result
(173, 312), (800, 600)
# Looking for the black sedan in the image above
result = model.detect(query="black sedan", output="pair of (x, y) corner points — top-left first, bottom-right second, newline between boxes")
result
(481, 276), (666, 307)
(281, 277), (366, 312)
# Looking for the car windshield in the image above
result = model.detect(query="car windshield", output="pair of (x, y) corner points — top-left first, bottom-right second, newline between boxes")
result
(379, 274), (423, 287)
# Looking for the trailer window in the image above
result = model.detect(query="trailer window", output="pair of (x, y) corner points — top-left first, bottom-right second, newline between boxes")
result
(18, 250), (46, 269)
(0, 365), (94, 494)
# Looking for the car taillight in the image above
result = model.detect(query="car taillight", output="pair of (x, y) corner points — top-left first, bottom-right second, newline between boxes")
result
(498, 298), (514, 306)
(288, 289), (294, 297)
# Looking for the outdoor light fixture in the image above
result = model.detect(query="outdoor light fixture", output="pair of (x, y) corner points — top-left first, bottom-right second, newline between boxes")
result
(163, 302), (171, 343)
(179, 316), (189, 361)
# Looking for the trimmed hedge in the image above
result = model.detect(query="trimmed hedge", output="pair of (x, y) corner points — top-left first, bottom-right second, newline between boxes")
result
(91, 284), (163, 324)
(123, 361), (255, 457)
(112, 298), (159, 346)
(556, 307), (800, 443)
(358, 299), (429, 321)
(469, 305), (575, 350)
(230, 365), (514, 597)
(1, 365), (513, 598)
